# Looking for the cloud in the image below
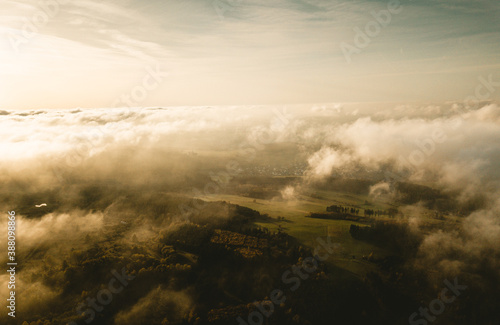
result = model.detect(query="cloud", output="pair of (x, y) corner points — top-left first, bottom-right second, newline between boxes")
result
(301, 103), (500, 194)
(306, 147), (355, 179)
(1, 102), (499, 202)
(113, 286), (193, 325)
(3, 0), (499, 108)
(13, 211), (104, 250)
(415, 198), (500, 281)
(369, 181), (393, 200)
(280, 185), (297, 201)
(0, 102), (499, 323)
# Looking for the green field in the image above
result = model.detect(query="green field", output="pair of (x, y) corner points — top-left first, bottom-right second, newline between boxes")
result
(198, 190), (397, 276)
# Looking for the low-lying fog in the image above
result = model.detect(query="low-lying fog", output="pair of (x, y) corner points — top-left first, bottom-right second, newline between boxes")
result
(1, 101), (499, 324)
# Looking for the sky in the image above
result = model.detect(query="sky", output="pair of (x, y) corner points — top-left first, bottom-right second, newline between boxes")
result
(0, 0), (499, 109)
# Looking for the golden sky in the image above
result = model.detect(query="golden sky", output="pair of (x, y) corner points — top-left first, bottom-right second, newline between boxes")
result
(1, 0), (499, 109)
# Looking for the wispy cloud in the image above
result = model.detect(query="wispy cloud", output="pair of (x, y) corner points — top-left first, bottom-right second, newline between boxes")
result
(0, 0), (499, 108)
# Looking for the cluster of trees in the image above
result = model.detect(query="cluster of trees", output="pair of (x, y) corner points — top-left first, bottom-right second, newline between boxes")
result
(326, 205), (398, 218)
(349, 222), (422, 257)
(363, 208), (398, 217)
(326, 204), (359, 215)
